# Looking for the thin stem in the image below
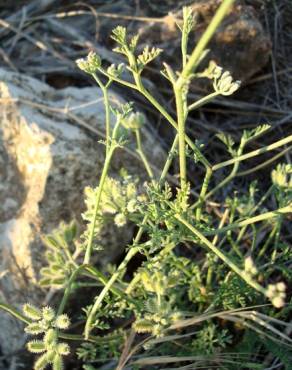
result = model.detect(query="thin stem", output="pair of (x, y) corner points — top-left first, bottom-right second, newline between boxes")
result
(181, 0), (235, 78)
(84, 247), (139, 339)
(196, 166), (213, 220)
(135, 129), (154, 179)
(188, 91), (220, 112)
(174, 86), (187, 188)
(83, 120), (121, 264)
(160, 134), (179, 182)
(212, 135), (292, 171)
(140, 85), (211, 168)
(206, 209), (229, 288)
(98, 67), (211, 169)
(258, 225), (278, 259)
(175, 214), (266, 296)
(203, 204), (291, 236)
(191, 140), (245, 210)
(57, 265), (87, 316)
(0, 302), (30, 325)
(236, 146), (292, 177)
(92, 73), (111, 155)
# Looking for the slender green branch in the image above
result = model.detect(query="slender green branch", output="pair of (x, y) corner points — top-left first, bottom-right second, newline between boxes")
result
(83, 121), (121, 264)
(0, 302), (30, 325)
(84, 247), (139, 339)
(196, 166), (213, 220)
(181, 0), (235, 78)
(135, 129), (154, 179)
(204, 204), (292, 236)
(57, 265), (88, 316)
(174, 214), (266, 295)
(236, 146), (292, 177)
(174, 86), (187, 188)
(92, 73), (111, 155)
(188, 92), (220, 112)
(212, 135), (292, 171)
(160, 134), (179, 182)
(98, 67), (211, 169)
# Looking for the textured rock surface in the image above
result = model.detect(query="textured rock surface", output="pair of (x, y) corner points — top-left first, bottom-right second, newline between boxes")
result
(0, 68), (164, 363)
(137, 0), (271, 83)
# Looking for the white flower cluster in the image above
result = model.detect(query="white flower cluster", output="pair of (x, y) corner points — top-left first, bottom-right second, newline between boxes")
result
(266, 282), (286, 308)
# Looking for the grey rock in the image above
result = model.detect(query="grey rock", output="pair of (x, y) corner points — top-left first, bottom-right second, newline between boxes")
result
(0, 68), (164, 363)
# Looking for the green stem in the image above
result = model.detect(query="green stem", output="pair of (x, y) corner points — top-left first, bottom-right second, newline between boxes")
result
(258, 225), (278, 259)
(204, 204), (291, 236)
(160, 134), (179, 182)
(135, 129), (154, 179)
(98, 67), (211, 169)
(174, 86), (187, 188)
(188, 92), (220, 112)
(212, 135), (292, 171)
(57, 265), (87, 316)
(174, 214), (266, 296)
(0, 302), (30, 324)
(84, 247), (139, 339)
(181, 0), (235, 78)
(196, 166), (213, 220)
(83, 121), (120, 264)
(92, 74), (111, 155)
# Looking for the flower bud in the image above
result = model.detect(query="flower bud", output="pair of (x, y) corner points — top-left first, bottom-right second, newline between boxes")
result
(121, 112), (145, 130)
(114, 213), (127, 227)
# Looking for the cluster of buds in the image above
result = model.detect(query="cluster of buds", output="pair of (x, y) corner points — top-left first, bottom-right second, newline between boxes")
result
(266, 282), (286, 308)
(133, 296), (182, 338)
(271, 164), (292, 189)
(244, 256), (258, 277)
(23, 304), (70, 370)
(121, 111), (145, 131)
(213, 70), (241, 95)
(107, 63), (125, 78)
(76, 51), (101, 74)
(199, 60), (241, 96)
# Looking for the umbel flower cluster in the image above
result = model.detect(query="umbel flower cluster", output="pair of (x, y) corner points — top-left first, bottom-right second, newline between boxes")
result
(23, 304), (70, 370)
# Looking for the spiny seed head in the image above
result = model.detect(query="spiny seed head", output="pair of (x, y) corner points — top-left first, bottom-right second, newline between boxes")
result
(24, 322), (44, 335)
(27, 340), (46, 354)
(57, 342), (70, 356)
(54, 314), (70, 330)
(34, 353), (50, 370)
(23, 303), (42, 321)
(42, 306), (55, 322)
(53, 353), (64, 370)
(46, 350), (56, 363)
(44, 329), (57, 346)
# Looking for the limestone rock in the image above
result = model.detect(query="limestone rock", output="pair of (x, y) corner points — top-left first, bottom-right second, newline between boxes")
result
(0, 68), (164, 363)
